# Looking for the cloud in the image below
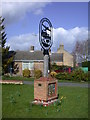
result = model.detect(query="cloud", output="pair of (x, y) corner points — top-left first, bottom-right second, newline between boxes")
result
(52, 27), (88, 52)
(2, 2), (49, 25)
(6, 27), (88, 53)
(34, 9), (43, 15)
(6, 33), (40, 51)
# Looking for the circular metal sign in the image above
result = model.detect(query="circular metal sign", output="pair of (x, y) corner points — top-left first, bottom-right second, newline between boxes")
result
(39, 18), (53, 50)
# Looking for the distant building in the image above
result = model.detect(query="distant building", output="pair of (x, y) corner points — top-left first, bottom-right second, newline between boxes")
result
(11, 44), (73, 76)
(57, 44), (73, 67)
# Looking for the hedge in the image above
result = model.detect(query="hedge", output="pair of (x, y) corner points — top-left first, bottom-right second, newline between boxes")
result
(55, 69), (88, 82)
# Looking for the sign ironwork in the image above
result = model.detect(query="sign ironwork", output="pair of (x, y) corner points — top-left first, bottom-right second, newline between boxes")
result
(39, 18), (53, 55)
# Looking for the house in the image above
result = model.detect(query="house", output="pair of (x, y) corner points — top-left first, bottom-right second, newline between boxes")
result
(57, 44), (73, 67)
(12, 44), (73, 76)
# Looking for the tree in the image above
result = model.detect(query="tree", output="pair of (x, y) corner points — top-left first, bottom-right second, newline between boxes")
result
(72, 40), (88, 67)
(0, 16), (14, 74)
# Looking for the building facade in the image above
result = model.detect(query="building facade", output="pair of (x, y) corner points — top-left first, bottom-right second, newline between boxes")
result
(12, 44), (73, 76)
(57, 44), (73, 67)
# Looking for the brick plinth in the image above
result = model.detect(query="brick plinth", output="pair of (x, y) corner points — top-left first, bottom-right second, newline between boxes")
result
(32, 98), (58, 107)
(34, 77), (58, 105)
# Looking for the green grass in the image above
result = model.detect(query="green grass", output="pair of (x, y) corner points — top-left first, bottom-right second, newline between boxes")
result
(2, 84), (88, 118)
(2, 75), (88, 83)
(2, 75), (34, 81)
(58, 79), (88, 83)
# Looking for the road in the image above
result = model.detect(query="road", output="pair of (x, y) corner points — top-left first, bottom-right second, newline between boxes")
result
(23, 81), (89, 88)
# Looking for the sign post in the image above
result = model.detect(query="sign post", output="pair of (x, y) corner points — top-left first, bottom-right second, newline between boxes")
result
(39, 18), (53, 77)
(32, 18), (58, 106)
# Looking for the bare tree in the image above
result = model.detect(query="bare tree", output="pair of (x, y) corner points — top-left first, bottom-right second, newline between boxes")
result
(72, 40), (88, 67)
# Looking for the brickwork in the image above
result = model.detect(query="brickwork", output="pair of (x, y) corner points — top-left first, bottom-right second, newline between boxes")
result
(34, 77), (58, 101)
(14, 61), (44, 76)
(34, 80), (47, 100)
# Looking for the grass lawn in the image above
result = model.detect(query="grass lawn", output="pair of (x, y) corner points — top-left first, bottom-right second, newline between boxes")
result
(2, 75), (88, 83)
(2, 84), (88, 118)
(2, 76), (34, 81)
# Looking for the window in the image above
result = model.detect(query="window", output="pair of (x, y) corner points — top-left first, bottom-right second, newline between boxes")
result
(22, 62), (34, 70)
(29, 62), (34, 70)
(48, 83), (55, 96)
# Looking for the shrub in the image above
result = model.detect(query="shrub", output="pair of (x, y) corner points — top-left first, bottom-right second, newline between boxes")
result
(71, 69), (88, 82)
(50, 71), (57, 78)
(55, 69), (88, 82)
(65, 73), (72, 81)
(23, 69), (31, 77)
(82, 61), (88, 67)
(55, 72), (67, 80)
(51, 63), (73, 72)
(81, 72), (88, 81)
(34, 70), (42, 79)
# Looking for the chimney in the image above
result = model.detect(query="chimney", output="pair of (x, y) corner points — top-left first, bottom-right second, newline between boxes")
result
(30, 46), (34, 52)
(60, 43), (64, 50)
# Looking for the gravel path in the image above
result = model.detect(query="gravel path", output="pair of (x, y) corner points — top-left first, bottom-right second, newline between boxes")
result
(23, 81), (89, 88)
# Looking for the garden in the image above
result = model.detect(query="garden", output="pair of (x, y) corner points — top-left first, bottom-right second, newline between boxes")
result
(2, 84), (88, 118)
(50, 63), (88, 82)
(1, 63), (89, 119)
(2, 63), (89, 118)
(2, 64), (89, 83)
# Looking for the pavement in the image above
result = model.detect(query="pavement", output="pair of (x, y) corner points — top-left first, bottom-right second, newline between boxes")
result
(0, 80), (23, 84)
(1, 80), (89, 88)
(23, 81), (90, 88)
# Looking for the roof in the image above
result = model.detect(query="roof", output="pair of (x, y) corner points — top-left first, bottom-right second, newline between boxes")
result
(13, 50), (63, 62)
(50, 53), (63, 62)
(57, 48), (73, 56)
(14, 51), (44, 61)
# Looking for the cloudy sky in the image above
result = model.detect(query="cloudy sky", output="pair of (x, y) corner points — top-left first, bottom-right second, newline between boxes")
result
(1, 2), (88, 53)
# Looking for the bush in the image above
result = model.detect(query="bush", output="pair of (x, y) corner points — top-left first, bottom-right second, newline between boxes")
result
(65, 73), (72, 81)
(82, 61), (88, 67)
(51, 63), (72, 72)
(81, 72), (88, 81)
(34, 70), (42, 79)
(55, 69), (88, 82)
(55, 72), (67, 80)
(70, 69), (88, 82)
(23, 69), (31, 77)
(50, 71), (57, 78)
